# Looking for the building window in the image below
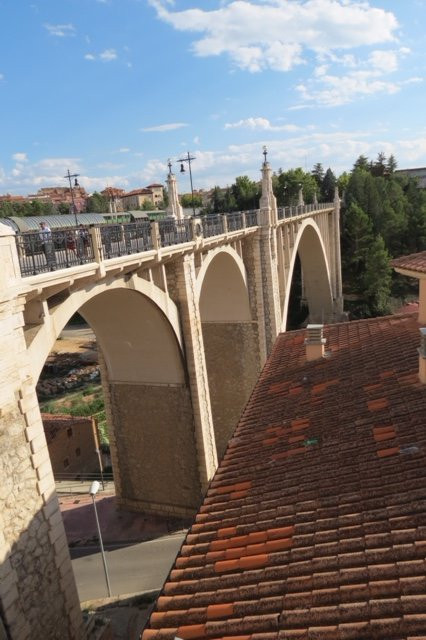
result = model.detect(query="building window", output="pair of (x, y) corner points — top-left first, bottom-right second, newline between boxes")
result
(63, 458), (70, 468)
(75, 447), (81, 457)
(67, 428), (73, 438)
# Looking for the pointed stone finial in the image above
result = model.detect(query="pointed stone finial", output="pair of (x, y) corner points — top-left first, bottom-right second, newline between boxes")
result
(313, 191), (318, 206)
(166, 168), (183, 220)
(334, 185), (340, 203)
(259, 148), (278, 224)
(298, 184), (304, 206)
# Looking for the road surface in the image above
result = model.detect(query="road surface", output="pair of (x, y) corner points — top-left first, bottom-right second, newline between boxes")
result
(71, 532), (186, 602)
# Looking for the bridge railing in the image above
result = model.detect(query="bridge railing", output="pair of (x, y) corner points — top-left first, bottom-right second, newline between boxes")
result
(159, 218), (193, 247)
(16, 227), (95, 277)
(277, 202), (333, 220)
(16, 205), (335, 277)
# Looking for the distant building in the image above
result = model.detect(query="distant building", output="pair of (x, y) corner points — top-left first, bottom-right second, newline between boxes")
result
(146, 183), (165, 207)
(0, 193), (26, 203)
(100, 187), (126, 213)
(122, 184), (164, 210)
(395, 167), (426, 188)
(42, 413), (102, 477)
(28, 186), (88, 212)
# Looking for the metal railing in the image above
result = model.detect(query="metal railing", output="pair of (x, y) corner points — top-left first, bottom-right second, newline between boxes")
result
(277, 202), (333, 220)
(101, 221), (152, 259)
(202, 214), (225, 237)
(16, 227), (95, 276)
(159, 218), (193, 247)
(245, 210), (259, 227)
(15, 203), (331, 277)
(227, 212), (244, 232)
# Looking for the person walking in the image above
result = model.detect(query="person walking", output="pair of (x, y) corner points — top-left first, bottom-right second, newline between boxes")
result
(39, 221), (56, 269)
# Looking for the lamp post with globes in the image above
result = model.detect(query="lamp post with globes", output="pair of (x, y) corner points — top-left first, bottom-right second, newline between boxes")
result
(64, 169), (80, 226)
(177, 152), (196, 216)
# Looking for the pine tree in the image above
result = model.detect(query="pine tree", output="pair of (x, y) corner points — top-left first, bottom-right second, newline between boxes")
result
(321, 168), (336, 202)
(364, 234), (392, 315)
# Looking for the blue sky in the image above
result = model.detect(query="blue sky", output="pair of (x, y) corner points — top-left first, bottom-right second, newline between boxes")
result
(1, 0), (425, 195)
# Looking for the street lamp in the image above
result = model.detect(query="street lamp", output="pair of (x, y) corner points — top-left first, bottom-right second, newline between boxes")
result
(89, 480), (112, 597)
(177, 151), (196, 216)
(64, 169), (80, 226)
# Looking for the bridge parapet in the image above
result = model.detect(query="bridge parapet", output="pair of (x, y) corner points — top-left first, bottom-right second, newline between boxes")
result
(13, 204), (333, 280)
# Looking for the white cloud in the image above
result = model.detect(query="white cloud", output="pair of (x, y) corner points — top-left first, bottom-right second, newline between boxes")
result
(225, 117), (300, 132)
(44, 23), (75, 37)
(141, 122), (188, 132)
(13, 153), (28, 162)
(296, 46), (415, 107)
(85, 49), (117, 62)
(118, 147), (131, 153)
(148, 0), (398, 72)
(99, 48), (117, 61)
(0, 73), (4, 81)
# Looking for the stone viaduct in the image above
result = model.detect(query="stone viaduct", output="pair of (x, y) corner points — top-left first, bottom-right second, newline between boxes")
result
(0, 159), (343, 639)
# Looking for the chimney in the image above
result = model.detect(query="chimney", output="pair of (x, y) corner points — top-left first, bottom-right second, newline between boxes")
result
(305, 324), (326, 361)
(419, 327), (426, 383)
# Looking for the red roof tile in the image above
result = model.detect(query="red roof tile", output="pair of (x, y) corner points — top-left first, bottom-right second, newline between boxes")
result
(142, 312), (426, 640)
(391, 251), (426, 275)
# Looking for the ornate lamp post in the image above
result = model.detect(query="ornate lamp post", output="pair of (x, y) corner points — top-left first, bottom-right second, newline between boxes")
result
(64, 169), (80, 225)
(177, 152), (196, 216)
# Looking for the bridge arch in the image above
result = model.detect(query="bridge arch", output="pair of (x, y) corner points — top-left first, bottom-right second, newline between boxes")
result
(196, 246), (261, 459)
(28, 276), (183, 383)
(282, 219), (333, 332)
(30, 276), (201, 516)
(196, 246), (251, 321)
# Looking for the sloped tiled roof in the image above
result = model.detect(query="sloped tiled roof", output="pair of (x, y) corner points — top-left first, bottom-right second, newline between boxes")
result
(142, 313), (426, 640)
(391, 251), (426, 275)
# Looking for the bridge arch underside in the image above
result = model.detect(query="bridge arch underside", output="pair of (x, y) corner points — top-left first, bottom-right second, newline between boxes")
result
(198, 249), (261, 460)
(78, 288), (201, 516)
(283, 223), (333, 331)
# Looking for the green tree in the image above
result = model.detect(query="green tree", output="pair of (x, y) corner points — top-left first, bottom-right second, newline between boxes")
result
(232, 176), (260, 210)
(386, 154), (397, 174)
(364, 234), (392, 315)
(86, 192), (108, 213)
(180, 193), (203, 208)
(353, 154), (369, 171)
(311, 163), (324, 188)
(275, 168), (317, 206)
(321, 168), (336, 202)
(342, 202), (375, 293)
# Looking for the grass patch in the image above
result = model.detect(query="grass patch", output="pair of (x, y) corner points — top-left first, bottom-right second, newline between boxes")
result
(40, 384), (109, 445)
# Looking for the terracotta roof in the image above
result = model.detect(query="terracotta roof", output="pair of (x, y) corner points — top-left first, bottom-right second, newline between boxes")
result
(124, 188), (153, 197)
(391, 251), (426, 275)
(146, 183), (164, 188)
(142, 313), (426, 640)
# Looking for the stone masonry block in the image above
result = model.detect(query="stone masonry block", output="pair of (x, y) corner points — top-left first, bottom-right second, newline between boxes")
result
(37, 472), (55, 496)
(48, 519), (66, 545)
(36, 457), (54, 481)
(31, 444), (50, 469)
(30, 432), (47, 454)
(25, 420), (44, 443)
(42, 495), (60, 521)
(17, 393), (38, 415)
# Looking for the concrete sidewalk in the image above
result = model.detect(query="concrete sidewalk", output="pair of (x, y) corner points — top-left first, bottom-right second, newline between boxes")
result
(59, 491), (191, 546)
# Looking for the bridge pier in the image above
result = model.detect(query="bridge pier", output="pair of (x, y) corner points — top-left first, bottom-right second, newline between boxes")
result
(0, 223), (84, 640)
(202, 321), (260, 459)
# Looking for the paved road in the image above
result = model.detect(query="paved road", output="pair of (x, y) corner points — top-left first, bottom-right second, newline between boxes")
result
(71, 532), (186, 602)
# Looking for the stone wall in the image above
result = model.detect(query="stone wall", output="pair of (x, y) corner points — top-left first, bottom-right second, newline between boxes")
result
(110, 383), (202, 516)
(202, 322), (261, 460)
